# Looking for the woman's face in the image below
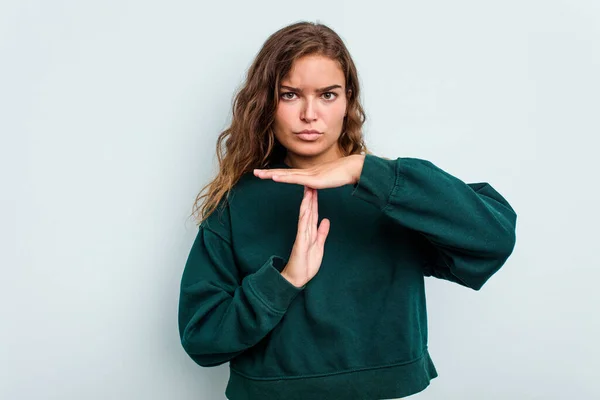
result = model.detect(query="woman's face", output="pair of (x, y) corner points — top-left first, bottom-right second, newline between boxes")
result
(273, 55), (350, 169)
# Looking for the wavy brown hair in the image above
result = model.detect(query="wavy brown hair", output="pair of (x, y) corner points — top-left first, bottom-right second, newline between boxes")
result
(190, 20), (373, 227)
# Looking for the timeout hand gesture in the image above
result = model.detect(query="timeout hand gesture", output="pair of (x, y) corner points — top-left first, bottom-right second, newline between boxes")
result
(253, 154), (365, 189)
(252, 154), (366, 288)
(278, 186), (328, 288)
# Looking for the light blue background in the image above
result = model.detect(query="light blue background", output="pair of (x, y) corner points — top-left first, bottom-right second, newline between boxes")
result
(2, 0), (599, 399)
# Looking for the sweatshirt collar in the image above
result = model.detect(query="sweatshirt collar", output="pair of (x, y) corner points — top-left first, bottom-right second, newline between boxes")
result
(269, 160), (292, 169)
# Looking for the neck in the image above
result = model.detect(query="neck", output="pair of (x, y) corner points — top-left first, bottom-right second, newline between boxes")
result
(284, 148), (344, 170)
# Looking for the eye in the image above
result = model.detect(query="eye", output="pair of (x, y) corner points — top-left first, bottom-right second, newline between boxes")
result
(280, 91), (338, 101)
(281, 92), (297, 100)
(322, 92), (338, 101)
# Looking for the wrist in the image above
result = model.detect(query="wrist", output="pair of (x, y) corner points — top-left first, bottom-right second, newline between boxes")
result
(353, 154), (366, 184)
(281, 270), (305, 288)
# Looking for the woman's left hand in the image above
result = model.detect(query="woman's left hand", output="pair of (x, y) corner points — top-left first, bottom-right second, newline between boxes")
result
(253, 154), (366, 190)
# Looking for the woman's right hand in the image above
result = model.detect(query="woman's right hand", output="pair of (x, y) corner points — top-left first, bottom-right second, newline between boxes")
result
(281, 186), (330, 288)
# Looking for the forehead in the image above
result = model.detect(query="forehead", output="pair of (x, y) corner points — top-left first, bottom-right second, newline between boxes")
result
(281, 55), (345, 88)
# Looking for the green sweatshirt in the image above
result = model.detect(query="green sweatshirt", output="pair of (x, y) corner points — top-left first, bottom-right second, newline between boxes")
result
(178, 153), (517, 399)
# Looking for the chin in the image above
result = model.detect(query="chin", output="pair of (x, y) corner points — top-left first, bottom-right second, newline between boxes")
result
(287, 147), (322, 157)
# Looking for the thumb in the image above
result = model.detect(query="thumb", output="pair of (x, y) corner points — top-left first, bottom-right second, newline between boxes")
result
(316, 218), (330, 248)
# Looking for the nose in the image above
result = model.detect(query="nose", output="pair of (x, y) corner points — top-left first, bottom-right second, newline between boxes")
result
(301, 98), (317, 121)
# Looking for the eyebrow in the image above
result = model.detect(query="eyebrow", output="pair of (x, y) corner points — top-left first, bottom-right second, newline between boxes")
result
(279, 84), (343, 93)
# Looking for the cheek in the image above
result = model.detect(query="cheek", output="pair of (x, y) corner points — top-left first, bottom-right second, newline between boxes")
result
(275, 105), (296, 127)
(325, 104), (347, 124)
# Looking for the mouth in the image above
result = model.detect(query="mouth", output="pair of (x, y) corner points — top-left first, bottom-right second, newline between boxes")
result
(294, 130), (323, 141)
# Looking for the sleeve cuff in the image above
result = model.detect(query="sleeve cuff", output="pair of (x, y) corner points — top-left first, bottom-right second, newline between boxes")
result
(351, 154), (398, 210)
(243, 255), (304, 314)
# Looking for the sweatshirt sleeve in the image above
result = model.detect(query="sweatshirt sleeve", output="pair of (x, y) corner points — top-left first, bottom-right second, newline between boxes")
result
(351, 154), (517, 291)
(178, 220), (304, 367)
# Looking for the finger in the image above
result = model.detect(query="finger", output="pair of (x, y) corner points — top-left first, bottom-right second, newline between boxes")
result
(256, 169), (310, 177)
(258, 168), (292, 174)
(306, 187), (313, 241)
(253, 168), (288, 177)
(298, 186), (311, 235)
(299, 185), (310, 221)
(272, 173), (317, 187)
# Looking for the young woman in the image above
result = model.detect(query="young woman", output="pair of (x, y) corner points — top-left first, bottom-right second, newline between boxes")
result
(178, 21), (517, 400)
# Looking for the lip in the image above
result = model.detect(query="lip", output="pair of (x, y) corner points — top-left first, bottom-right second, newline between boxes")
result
(296, 130), (322, 134)
(294, 130), (323, 141)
